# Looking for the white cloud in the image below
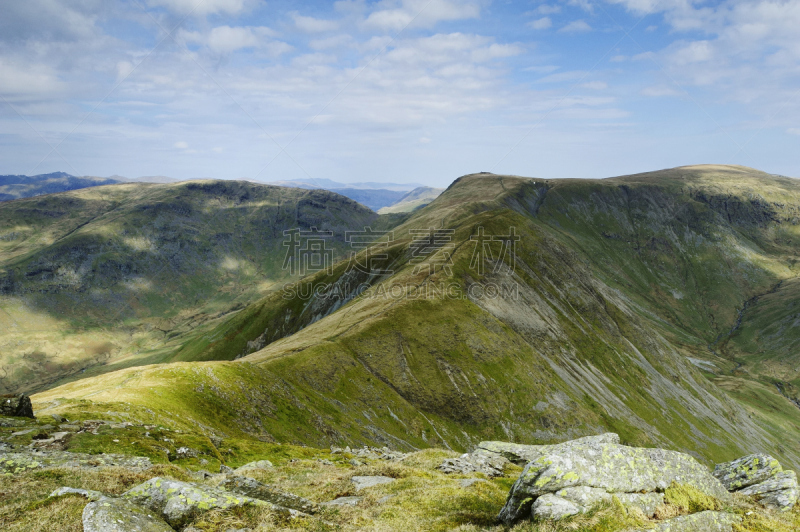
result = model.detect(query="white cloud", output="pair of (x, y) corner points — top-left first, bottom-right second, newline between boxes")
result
(292, 13), (339, 33)
(528, 17), (553, 30)
(147, 0), (254, 16)
(363, 0), (481, 32)
(581, 81), (608, 89)
(641, 85), (681, 97)
(559, 20), (592, 33)
(534, 4), (561, 15)
(174, 141), (189, 149)
(309, 34), (354, 50)
(208, 26), (278, 54)
(787, 128), (800, 135)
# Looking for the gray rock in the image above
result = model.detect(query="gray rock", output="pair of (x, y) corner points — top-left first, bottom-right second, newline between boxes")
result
(498, 441), (728, 525)
(532, 494), (581, 519)
(351, 475), (395, 491)
(175, 447), (199, 460)
(10, 429), (34, 437)
(234, 459), (273, 472)
(49, 414), (67, 423)
(438, 452), (509, 477)
(0, 449), (153, 474)
(122, 477), (284, 527)
(478, 433), (621, 465)
(220, 464), (234, 474)
(222, 475), (318, 514)
(738, 470), (799, 511)
(632, 510), (741, 531)
(458, 478), (488, 488)
(321, 496), (362, 507)
(552, 486), (664, 517)
(50, 487), (105, 501)
(0, 417), (27, 427)
(83, 497), (174, 532)
(0, 394), (34, 418)
(713, 454), (782, 491)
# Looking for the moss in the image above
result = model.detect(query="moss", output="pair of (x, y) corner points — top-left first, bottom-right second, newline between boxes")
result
(663, 481), (723, 514)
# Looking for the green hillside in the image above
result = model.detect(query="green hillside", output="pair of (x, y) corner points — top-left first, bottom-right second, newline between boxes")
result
(31, 165), (800, 472)
(0, 180), (384, 393)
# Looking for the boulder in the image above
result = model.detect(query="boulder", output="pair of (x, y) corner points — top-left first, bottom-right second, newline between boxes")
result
(234, 460), (273, 472)
(0, 394), (34, 418)
(738, 470), (799, 512)
(222, 475), (318, 514)
(712, 454), (782, 490)
(498, 439), (729, 524)
(320, 496), (362, 507)
(123, 477), (286, 527)
(478, 433), (620, 465)
(714, 454), (798, 511)
(83, 497), (174, 532)
(632, 510), (741, 531)
(351, 475), (395, 491)
(549, 486), (663, 517)
(531, 494), (581, 520)
(50, 487), (105, 501)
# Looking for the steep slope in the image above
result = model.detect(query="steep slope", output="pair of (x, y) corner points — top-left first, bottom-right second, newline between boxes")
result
(377, 186), (445, 213)
(0, 180), (383, 393)
(32, 165), (800, 472)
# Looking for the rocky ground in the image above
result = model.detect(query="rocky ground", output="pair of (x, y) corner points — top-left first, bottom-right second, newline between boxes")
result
(2, 404), (800, 531)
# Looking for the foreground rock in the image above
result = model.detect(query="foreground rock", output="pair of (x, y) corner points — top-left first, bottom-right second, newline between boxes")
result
(351, 476), (395, 491)
(438, 452), (509, 478)
(479, 433), (620, 465)
(0, 394), (34, 418)
(222, 475), (318, 514)
(632, 510), (741, 532)
(123, 477), (300, 527)
(498, 434), (729, 524)
(714, 454), (798, 512)
(83, 497), (174, 532)
(0, 449), (153, 474)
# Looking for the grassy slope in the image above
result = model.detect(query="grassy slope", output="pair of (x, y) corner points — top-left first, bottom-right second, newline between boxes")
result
(32, 165), (800, 472)
(0, 180), (382, 393)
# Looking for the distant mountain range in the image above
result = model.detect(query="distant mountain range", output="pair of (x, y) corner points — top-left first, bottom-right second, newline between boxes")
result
(0, 172), (441, 212)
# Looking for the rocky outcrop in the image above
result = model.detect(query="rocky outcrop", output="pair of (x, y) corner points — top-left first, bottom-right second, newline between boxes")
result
(478, 433), (621, 465)
(438, 451), (509, 477)
(122, 477), (301, 527)
(234, 459), (273, 472)
(0, 449), (153, 474)
(714, 454), (798, 512)
(498, 434), (729, 524)
(351, 475), (395, 491)
(221, 475), (318, 513)
(83, 498), (175, 532)
(0, 394), (34, 418)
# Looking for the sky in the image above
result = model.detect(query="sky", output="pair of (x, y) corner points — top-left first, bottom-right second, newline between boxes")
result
(1, 0), (799, 186)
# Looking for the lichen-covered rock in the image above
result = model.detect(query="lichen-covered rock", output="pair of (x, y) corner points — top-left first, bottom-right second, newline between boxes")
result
(83, 497), (174, 532)
(122, 477), (280, 527)
(438, 452), (509, 477)
(738, 470), (799, 512)
(222, 475), (318, 513)
(321, 496), (361, 507)
(351, 475), (395, 491)
(0, 450), (153, 475)
(234, 460), (273, 472)
(532, 493), (581, 519)
(552, 486), (664, 517)
(0, 394), (34, 418)
(498, 441), (728, 524)
(478, 433), (620, 465)
(50, 486), (105, 501)
(632, 510), (741, 531)
(713, 454), (782, 491)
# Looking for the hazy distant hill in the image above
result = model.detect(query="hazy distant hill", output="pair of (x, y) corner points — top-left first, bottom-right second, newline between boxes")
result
(0, 172), (120, 201)
(31, 165), (800, 473)
(377, 186), (444, 213)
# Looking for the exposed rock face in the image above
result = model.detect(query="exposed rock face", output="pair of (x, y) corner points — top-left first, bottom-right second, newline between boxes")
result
(632, 510), (741, 531)
(0, 394), (34, 418)
(478, 433), (621, 465)
(438, 451), (509, 477)
(498, 435), (729, 524)
(122, 477), (283, 527)
(50, 487), (105, 501)
(714, 454), (798, 512)
(0, 449), (153, 474)
(83, 497), (174, 532)
(713, 453), (782, 490)
(222, 475), (318, 514)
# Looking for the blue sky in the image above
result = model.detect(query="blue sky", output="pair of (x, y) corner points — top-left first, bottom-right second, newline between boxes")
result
(1, 0), (799, 186)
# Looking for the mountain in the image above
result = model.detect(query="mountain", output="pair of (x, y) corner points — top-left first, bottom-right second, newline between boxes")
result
(30, 164), (800, 473)
(0, 172), (121, 201)
(0, 180), (388, 393)
(269, 178), (424, 191)
(377, 186), (445, 213)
